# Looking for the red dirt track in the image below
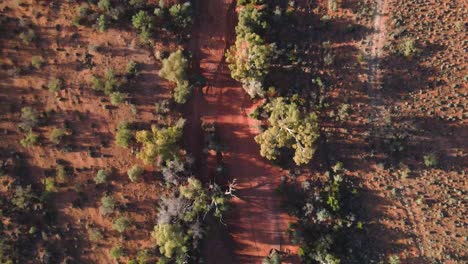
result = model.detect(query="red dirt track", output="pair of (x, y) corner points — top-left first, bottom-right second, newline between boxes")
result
(187, 0), (298, 263)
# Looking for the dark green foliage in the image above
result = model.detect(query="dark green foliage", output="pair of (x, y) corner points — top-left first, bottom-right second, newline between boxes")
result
(91, 75), (104, 91)
(98, 0), (111, 12)
(168, 2), (193, 33)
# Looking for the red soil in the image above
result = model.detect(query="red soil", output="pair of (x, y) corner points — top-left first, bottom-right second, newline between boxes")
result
(187, 0), (298, 263)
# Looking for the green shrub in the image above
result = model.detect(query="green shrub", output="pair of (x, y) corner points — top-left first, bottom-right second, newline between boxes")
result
(159, 50), (192, 103)
(126, 60), (140, 77)
(100, 195), (116, 216)
(19, 29), (36, 44)
(44, 177), (58, 192)
(109, 246), (125, 259)
(91, 75), (104, 92)
(56, 165), (69, 184)
(151, 223), (187, 258)
(12, 185), (35, 210)
(19, 107), (39, 131)
(136, 249), (149, 264)
(159, 50), (188, 84)
(168, 2), (193, 33)
(423, 153), (438, 168)
(129, 0), (146, 8)
(104, 68), (118, 95)
(262, 251), (281, 264)
(115, 122), (132, 148)
(94, 169), (109, 184)
(49, 128), (65, 145)
(174, 80), (192, 104)
(113, 217), (130, 233)
(388, 255), (401, 264)
(98, 0), (111, 12)
(328, 0), (338, 12)
(127, 165), (143, 182)
(31, 56), (44, 69)
(48, 78), (63, 93)
(88, 228), (103, 242)
(135, 119), (185, 164)
(96, 15), (108, 32)
(110, 92), (125, 105)
(20, 130), (39, 147)
(132, 10), (154, 42)
(132, 11), (154, 32)
(154, 99), (170, 115)
(398, 39), (420, 58)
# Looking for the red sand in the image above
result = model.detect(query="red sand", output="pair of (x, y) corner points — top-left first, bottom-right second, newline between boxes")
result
(187, 0), (299, 263)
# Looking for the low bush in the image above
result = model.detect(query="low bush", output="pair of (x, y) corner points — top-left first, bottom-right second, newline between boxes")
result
(20, 130), (39, 147)
(423, 153), (438, 168)
(126, 60), (140, 77)
(48, 78), (63, 93)
(88, 228), (103, 242)
(49, 128), (65, 145)
(168, 2), (193, 34)
(115, 121), (132, 148)
(132, 11), (154, 42)
(94, 169), (109, 184)
(55, 165), (69, 184)
(19, 107), (39, 131)
(91, 75), (104, 92)
(19, 29), (36, 44)
(31, 56), (44, 69)
(113, 217), (131, 233)
(110, 92), (125, 105)
(398, 39), (420, 58)
(109, 246), (125, 259)
(100, 195), (116, 216)
(159, 50), (192, 103)
(127, 165), (143, 182)
(44, 177), (57, 192)
(96, 15), (108, 32)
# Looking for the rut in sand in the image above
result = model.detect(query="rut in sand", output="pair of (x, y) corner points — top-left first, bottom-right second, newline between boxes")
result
(186, 0), (298, 263)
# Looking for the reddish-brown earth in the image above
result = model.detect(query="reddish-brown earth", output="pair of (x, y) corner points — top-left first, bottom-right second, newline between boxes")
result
(187, 0), (298, 263)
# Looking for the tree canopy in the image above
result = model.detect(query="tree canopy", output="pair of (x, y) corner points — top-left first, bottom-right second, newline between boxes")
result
(226, 33), (275, 98)
(135, 119), (185, 164)
(255, 98), (320, 165)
